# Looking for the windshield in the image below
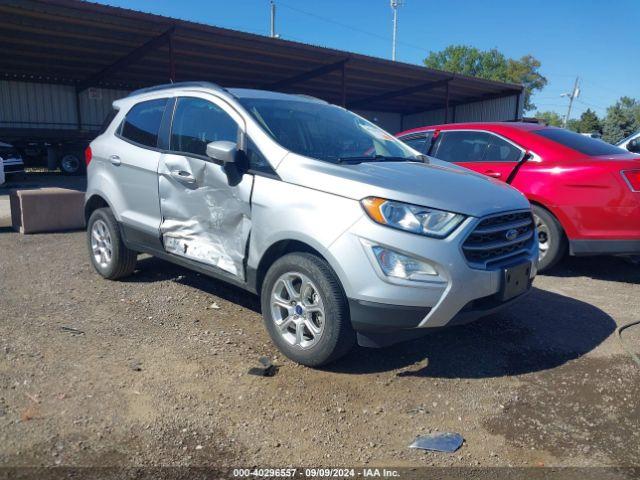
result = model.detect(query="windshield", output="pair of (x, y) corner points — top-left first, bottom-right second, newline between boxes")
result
(534, 128), (627, 156)
(238, 97), (419, 163)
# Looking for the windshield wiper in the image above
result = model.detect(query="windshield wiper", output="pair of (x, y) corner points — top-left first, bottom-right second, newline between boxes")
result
(337, 155), (413, 164)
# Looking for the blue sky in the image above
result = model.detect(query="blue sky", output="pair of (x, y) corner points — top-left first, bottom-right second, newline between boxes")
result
(96, 0), (639, 119)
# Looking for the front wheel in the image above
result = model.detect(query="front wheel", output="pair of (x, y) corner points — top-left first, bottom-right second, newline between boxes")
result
(260, 253), (355, 367)
(533, 205), (566, 272)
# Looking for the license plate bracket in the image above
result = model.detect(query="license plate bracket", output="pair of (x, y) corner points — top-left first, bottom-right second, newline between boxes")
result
(500, 262), (531, 301)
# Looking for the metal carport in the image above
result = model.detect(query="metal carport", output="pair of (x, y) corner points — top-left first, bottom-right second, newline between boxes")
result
(0, 0), (524, 136)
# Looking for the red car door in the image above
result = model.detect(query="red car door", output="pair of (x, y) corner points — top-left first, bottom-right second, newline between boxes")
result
(430, 130), (524, 182)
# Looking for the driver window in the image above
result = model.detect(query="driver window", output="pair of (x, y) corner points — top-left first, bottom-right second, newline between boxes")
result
(433, 131), (490, 162)
(170, 97), (238, 157)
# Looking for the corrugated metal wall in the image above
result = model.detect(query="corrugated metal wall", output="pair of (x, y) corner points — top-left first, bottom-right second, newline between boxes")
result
(0, 81), (128, 131)
(1, 80), (523, 136)
(0, 80), (78, 129)
(78, 87), (129, 129)
(402, 93), (523, 131)
(355, 109), (402, 133)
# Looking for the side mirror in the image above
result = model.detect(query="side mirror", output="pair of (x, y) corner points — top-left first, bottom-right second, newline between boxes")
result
(627, 139), (640, 153)
(206, 140), (238, 164)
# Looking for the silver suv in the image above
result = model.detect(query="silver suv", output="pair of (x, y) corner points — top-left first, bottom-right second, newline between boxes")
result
(85, 82), (537, 366)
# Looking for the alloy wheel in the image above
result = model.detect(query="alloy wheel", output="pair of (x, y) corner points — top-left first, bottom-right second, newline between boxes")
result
(90, 219), (113, 268)
(534, 213), (550, 261)
(270, 272), (325, 349)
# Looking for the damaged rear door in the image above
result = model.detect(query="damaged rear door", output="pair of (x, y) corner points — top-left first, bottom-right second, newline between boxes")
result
(158, 95), (252, 280)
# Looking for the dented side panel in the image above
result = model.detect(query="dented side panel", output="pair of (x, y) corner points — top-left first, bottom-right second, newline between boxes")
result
(158, 153), (253, 279)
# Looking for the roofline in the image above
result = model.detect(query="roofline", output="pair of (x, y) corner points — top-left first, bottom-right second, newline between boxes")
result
(127, 81), (226, 97)
(43, 0), (525, 93)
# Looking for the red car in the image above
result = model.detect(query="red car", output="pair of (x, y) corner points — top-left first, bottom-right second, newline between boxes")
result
(396, 122), (640, 271)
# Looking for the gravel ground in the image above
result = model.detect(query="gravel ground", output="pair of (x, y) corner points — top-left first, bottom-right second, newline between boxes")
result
(0, 184), (639, 472)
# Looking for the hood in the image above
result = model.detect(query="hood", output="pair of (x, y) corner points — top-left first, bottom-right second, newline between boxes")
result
(277, 154), (530, 218)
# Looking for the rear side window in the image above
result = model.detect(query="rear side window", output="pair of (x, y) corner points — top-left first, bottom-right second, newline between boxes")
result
(534, 128), (626, 156)
(120, 98), (167, 148)
(170, 97), (238, 157)
(400, 132), (434, 154)
(484, 134), (523, 162)
(433, 131), (522, 162)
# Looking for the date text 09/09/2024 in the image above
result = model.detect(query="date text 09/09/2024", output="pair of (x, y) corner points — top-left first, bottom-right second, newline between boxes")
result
(232, 468), (401, 478)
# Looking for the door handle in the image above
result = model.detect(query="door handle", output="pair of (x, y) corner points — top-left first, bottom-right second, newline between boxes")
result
(170, 170), (196, 184)
(109, 155), (121, 166)
(484, 170), (502, 178)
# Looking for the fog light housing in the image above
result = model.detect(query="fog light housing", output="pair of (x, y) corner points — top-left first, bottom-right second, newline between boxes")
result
(371, 245), (437, 281)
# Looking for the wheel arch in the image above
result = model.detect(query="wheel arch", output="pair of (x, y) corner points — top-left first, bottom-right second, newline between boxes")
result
(527, 198), (571, 237)
(84, 194), (114, 224)
(253, 239), (349, 299)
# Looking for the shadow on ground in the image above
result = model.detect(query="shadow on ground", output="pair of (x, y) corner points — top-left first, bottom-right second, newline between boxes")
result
(544, 255), (640, 284)
(123, 256), (616, 379)
(125, 255), (261, 313)
(329, 286), (616, 378)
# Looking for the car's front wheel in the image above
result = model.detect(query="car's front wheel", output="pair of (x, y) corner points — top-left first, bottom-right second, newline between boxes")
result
(87, 208), (137, 280)
(533, 205), (566, 272)
(261, 253), (356, 367)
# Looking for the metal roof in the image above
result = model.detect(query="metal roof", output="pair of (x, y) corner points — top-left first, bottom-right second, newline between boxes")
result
(0, 0), (524, 115)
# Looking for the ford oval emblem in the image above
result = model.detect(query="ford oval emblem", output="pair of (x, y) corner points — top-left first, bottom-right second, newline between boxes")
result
(505, 229), (518, 241)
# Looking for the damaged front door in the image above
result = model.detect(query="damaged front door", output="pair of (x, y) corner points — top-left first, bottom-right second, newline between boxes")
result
(158, 96), (252, 280)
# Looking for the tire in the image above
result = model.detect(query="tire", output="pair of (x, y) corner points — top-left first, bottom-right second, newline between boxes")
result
(87, 208), (137, 280)
(532, 204), (566, 272)
(260, 252), (356, 367)
(60, 152), (83, 175)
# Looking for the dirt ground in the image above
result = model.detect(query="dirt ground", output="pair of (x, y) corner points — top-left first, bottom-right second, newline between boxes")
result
(0, 176), (639, 473)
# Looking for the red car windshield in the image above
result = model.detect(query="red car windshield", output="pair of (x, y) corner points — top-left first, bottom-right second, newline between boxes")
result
(533, 128), (628, 156)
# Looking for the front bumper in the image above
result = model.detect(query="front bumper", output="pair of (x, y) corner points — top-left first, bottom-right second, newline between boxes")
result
(331, 212), (537, 334)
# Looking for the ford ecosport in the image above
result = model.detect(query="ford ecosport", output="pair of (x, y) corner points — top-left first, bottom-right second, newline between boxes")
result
(85, 82), (538, 366)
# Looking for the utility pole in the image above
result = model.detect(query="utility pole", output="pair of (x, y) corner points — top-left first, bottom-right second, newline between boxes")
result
(390, 0), (404, 61)
(561, 76), (580, 128)
(270, 1), (277, 38)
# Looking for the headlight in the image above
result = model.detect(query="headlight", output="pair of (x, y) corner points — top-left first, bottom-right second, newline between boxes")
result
(371, 245), (437, 280)
(361, 197), (465, 238)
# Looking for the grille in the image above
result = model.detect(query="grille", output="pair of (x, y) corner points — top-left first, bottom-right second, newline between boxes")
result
(462, 211), (535, 269)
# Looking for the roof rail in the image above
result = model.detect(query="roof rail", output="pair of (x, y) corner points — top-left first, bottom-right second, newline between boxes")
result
(127, 81), (225, 97)
(295, 93), (328, 104)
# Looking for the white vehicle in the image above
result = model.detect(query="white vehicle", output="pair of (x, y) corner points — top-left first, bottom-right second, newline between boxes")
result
(85, 82), (537, 366)
(617, 131), (640, 153)
(0, 142), (25, 180)
(580, 132), (602, 139)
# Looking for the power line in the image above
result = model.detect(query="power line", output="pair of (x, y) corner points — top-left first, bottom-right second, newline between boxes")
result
(575, 98), (607, 111)
(277, 1), (430, 55)
(580, 78), (627, 97)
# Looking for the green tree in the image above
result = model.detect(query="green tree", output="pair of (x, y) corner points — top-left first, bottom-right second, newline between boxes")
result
(535, 110), (563, 127)
(566, 118), (581, 132)
(424, 45), (547, 111)
(602, 97), (640, 144)
(578, 109), (602, 134)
